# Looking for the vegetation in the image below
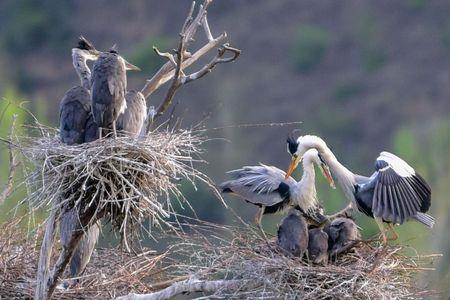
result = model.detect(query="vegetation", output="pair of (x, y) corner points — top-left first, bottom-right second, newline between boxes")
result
(291, 24), (329, 72)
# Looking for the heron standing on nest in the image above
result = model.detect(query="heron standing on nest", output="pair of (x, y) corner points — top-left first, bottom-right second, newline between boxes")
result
(285, 135), (434, 244)
(116, 90), (147, 137)
(91, 46), (140, 138)
(220, 148), (335, 240)
(58, 37), (102, 286)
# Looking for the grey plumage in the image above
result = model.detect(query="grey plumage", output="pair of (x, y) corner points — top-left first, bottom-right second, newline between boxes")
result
(324, 217), (360, 255)
(59, 209), (100, 278)
(91, 48), (140, 137)
(277, 209), (308, 257)
(59, 87), (92, 145)
(307, 228), (328, 265)
(116, 90), (147, 137)
(220, 149), (329, 224)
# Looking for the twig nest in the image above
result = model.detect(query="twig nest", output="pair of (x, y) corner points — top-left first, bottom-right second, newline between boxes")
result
(20, 126), (212, 236)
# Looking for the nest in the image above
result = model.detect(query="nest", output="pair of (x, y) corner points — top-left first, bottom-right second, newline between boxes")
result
(164, 223), (439, 300)
(19, 126), (216, 239)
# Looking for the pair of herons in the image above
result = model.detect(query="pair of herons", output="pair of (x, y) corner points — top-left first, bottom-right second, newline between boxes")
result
(58, 37), (146, 284)
(221, 134), (434, 246)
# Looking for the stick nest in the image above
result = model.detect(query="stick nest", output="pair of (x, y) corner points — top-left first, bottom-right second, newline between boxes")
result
(19, 126), (213, 237)
(165, 224), (440, 299)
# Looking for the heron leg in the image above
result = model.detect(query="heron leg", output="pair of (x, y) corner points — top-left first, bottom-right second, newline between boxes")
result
(98, 127), (103, 140)
(112, 121), (118, 139)
(387, 223), (398, 241)
(375, 217), (387, 245)
(254, 206), (269, 243)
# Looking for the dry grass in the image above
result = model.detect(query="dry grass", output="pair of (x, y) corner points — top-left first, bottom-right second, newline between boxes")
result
(17, 125), (218, 242)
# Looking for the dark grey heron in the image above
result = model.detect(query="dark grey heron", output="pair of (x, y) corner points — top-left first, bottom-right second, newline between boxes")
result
(220, 149), (335, 239)
(277, 209), (308, 257)
(58, 37), (101, 286)
(324, 217), (360, 255)
(59, 37), (100, 144)
(91, 46), (140, 138)
(285, 135), (434, 244)
(116, 90), (147, 137)
(59, 209), (100, 285)
(307, 228), (329, 264)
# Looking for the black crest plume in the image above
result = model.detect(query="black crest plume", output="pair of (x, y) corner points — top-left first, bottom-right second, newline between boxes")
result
(287, 133), (299, 155)
(77, 36), (96, 51)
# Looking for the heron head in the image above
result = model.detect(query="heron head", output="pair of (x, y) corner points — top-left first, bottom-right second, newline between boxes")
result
(108, 44), (141, 71)
(75, 36), (100, 60)
(285, 134), (306, 179)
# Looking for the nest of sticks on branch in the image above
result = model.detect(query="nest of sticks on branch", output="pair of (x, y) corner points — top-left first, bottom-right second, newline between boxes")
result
(19, 124), (216, 241)
(136, 222), (440, 300)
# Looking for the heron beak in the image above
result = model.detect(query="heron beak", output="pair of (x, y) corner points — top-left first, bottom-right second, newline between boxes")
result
(124, 60), (141, 71)
(285, 156), (301, 179)
(320, 163), (335, 189)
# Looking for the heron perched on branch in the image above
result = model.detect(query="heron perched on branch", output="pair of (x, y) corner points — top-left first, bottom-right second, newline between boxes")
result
(220, 149), (335, 239)
(285, 135), (434, 244)
(91, 46), (140, 138)
(58, 37), (102, 285)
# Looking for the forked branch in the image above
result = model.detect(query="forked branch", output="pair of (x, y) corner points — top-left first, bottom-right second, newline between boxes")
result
(140, 0), (240, 134)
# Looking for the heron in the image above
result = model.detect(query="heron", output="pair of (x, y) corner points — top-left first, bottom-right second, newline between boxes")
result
(220, 148), (335, 240)
(308, 228), (329, 264)
(58, 37), (101, 286)
(324, 217), (360, 256)
(277, 209), (308, 257)
(59, 37), (100, 144)
(285, 135), (434, 244)
(116, 90), (147, 137)
(91, 46), (140, 139)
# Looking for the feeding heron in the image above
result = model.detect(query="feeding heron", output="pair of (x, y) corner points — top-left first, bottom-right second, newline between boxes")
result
(59, 37), (100, 144)
(285, 135), (434, 244)
(116, 90), (147, 137)
(277, 209), (308, 257)
(91, 46), (140, 138)
(220, 148), (335, 239)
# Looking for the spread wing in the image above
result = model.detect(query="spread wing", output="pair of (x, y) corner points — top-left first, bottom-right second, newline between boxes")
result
(220, 164), (296, 207)
(371, 151), (433, 226)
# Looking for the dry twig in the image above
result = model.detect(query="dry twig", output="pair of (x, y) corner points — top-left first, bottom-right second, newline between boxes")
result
(0, 114), (19, 205)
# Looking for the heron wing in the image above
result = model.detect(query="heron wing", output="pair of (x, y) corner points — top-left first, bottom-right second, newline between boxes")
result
(370, 151), (432, 225)
(59, 87), (91, 145)
(117, 91), (147, 136)
(221, 164), (295, 207)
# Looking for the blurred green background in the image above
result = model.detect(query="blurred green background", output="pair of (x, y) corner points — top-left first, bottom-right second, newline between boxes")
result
(0, 0), (449, 296)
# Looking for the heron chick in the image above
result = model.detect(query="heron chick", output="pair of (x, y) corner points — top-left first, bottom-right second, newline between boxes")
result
(324, 217), (360, 256)
(277, 209), (308, 257)
(308, 228), (329, 265)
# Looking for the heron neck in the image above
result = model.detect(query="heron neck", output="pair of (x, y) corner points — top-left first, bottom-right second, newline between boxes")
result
(303, 137), (356, 200)
(72, 51), (91, 90)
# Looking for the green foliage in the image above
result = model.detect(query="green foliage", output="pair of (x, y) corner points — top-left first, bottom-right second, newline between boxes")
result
(0, 0), (73, 55)
(440, 21), (450, 53)
(128, 36), (173, 75)
(354, 13), (387, 72)
(405, 0), (427, 11)
(291, 24), (330, 72)
(333, 81), (364, 102)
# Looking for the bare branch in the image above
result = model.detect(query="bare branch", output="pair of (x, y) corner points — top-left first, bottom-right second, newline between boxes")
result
(115, 279), (243, 300)
(0, 114), (19, 206)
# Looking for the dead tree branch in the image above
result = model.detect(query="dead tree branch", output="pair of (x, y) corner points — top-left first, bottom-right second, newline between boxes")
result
(0, 114), (19, 206)
(115, 279), (243, 300)
(140, 0), (240, 135)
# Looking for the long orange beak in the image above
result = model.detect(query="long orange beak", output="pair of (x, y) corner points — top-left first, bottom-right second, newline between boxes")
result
(285, 156), (301, 179)
(320, 163), (335, 189)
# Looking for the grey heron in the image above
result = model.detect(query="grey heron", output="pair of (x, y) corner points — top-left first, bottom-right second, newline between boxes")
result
(220, 149), (335, 239)
(307, 228), (329, 264)
(285, 135), (434, 244)
(277, 209), (308, 257)
(116, 90), (147, 137)
(59, 37), (100, 144)
(91, 46), (140, 138)
(58, 37), (101, 285)
(324, 217), (360, 255)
